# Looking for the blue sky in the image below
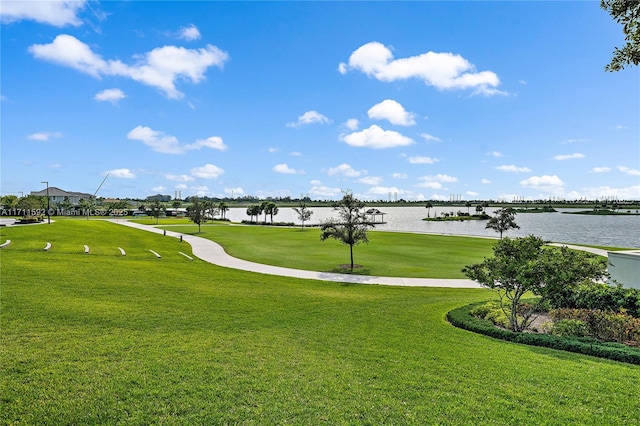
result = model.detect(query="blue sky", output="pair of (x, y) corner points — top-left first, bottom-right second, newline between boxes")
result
(1, 1), (638, 201)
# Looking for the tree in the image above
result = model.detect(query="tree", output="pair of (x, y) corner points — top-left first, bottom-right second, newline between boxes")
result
(218, 201), (229, 219)
(465, 201), (472, 215)
(172, 200), (182, 209)
(246, 204), (261, 223)
(293, 200), (313, 230)
(1, 195), (19, 209)
(486, 207), (519, 238)
(475, 205), (484, 214)
(264, 201), (278, 224)
(425, 202), (433, 218)
(260, 201), (269, 223)
(462, 235), (608, 332)
(150, 199), (164, 224)
(320, 191), (374, 271)
(601, 0), (640, 71)
(186, 196), (206, 233)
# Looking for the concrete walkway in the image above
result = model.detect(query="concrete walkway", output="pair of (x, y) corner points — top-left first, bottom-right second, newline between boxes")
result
(113, 220), (483, 288)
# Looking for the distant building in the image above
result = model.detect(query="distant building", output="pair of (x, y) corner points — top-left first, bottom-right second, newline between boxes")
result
(30, 187), (92, 206)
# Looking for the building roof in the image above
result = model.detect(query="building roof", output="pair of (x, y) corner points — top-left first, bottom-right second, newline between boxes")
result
(30, 187), (93, 199)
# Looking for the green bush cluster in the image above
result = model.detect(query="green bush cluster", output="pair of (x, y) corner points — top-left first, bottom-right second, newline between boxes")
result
(447, 303), (640, 365)
(548, 283), (640, 317)
(550, 308), (640, 344)
(470, 301), (510, 328)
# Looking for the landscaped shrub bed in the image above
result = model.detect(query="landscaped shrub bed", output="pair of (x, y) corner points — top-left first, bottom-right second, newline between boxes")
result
(447, 302), (640, 365)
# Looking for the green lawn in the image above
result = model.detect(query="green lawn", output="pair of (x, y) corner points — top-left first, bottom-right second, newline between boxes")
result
(1, 220), (639, 424)
(159, 224), (497, 278)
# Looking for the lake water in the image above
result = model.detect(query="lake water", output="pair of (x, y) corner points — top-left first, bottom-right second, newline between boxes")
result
(225, 206), (640, 248)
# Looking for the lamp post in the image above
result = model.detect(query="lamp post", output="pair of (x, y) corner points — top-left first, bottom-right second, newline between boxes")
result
(41, 181), (50, 224)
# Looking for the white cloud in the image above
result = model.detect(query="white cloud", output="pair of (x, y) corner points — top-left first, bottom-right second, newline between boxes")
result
(340, 125), (413, 149)
(590, 167), (611, 173)
(94, 88), (126, 105)
(190, 136), (228, 151)
(190, 164), (224, 179)
(562, 138), (590, 144)
(273, 163), (305, 174)
(417, 181), (442, 189)
(29, 35), (228, 99)
(225, 187), (244, 196)
(286, 110), (331, 127)
(481, 178), (492, 184)
(309, 185), (342, 198)
(127, 126), (227, 154)
(190, 185), (210, 196)
(566, 185), (640, 200)
(615, 124), (628, 130)
(165, 174), (194, 182)
(344, 118), (360, 131)
(128, 126), (181, 154)
(152, 186), (167, 192)
(408, 156), (439, 164)
(310, 180), (322, 186)
(367, 99), (416, 126)
(49, 163), (62, 169)
(467, 191), (479, 197)
(290, 151), (302, 156)
(553, 153), (585, 160)
(327, 163), (362, 178)
(496, 165), (531, 172)
(174, 184), (188, 190)
(420, 133), (442, 143)
(27, 131), (62, 141)
(1, 0), (87, 27)
(358, 176), (383, 185)
(393, 172), (407, 179)
(417, 174), (457, 189)
(520, 175), (564, 191)
(268, 147), (278, 153)
(487, 151), (503, 157)
(618, 166), (640, 176)
(178, 24), (201, 41)
(108, 168), (136, 179)
(339, 41), (504, 95)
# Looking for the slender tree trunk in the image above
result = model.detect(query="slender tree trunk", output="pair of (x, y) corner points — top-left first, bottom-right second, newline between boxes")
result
(350, 244), (354, 271)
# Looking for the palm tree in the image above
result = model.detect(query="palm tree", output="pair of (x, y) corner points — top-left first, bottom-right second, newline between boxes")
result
(218, 201), (229, 219)
(264, 201), (278, 224)
(465, 201), (472, 215)
(425, 202), (434, 218)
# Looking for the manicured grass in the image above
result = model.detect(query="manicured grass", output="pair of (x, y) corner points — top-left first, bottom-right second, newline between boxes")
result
(2, 220), (640, 424)
(160, 224), (497, 278)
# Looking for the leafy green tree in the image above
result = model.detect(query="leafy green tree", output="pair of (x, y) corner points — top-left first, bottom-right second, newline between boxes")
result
(246, 204), (261, 223)
(218, 201), (229, 219)
(486, 207), (519, 238)
(260, 201), (269, 223)
(320, 190), (374, 271)
(425, 202), (433, 218)
(58, 196), (74, 213)
(16, 195), (46, 211)
(293, 200), (313, 230)
(264, 201), (278, 224)
(601, 0), (640, 71)
(186, 196), (206, 233)
(150, 199), (164, 224)
(462, 235), (608, 332)
(465, 201), (472, 215)
(1, 195), (19, 209)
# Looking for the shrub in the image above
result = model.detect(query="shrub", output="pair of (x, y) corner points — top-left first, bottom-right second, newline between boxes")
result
(550, 308), (640, 344)
(549, 283), (640, 318)
(447, 303), (640, 365)
(552, 319), (589, 338)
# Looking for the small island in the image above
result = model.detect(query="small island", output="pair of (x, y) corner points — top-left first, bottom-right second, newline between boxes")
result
(424, 211), (490, 222)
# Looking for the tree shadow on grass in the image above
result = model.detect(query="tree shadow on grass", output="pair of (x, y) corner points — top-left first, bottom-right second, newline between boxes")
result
(327, 264), (371, 276)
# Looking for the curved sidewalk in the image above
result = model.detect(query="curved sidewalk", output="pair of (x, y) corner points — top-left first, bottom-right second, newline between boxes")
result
(113, 220), (483, 288)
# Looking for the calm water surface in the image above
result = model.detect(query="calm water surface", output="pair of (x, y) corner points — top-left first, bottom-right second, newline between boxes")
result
(226, 206), (640, 248)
